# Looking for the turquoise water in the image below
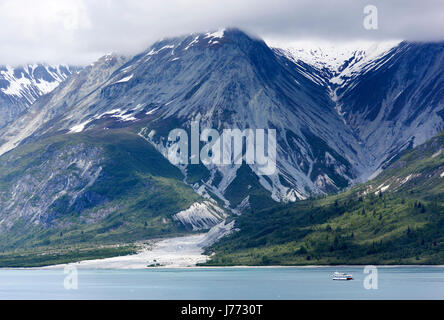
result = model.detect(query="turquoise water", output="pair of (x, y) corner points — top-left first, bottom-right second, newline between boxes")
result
(0, 266), (443, 299)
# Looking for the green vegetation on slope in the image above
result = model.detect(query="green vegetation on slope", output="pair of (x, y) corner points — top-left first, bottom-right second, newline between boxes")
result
(0, 129), (202, 263)
(205, 131), (444, 265)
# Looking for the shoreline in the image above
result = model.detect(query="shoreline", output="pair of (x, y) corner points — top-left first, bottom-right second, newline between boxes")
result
(38, 220), (236, 270)
(2, 264), (444, 271)
(1, 222), (442, 270)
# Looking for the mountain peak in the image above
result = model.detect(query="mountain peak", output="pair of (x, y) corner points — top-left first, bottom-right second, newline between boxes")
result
(141, 27), (263, 57)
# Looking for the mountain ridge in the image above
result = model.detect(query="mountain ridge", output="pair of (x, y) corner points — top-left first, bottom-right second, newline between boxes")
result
(0, 28), (442, 266)
(1, 29), (443, 206)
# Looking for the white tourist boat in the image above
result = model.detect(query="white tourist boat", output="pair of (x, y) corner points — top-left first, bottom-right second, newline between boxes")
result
(332, 272), (353, 280)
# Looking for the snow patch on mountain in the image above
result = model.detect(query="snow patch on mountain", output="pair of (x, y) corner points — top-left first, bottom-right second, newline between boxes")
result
(204, 28), (225, 40)
(69, 120), (92, 133)
(114, 74), (133, 83)
(204, 28), (226, 45)
(184, 36), (200, 50)
(147, 45), (175, 56)
(69, 107), (139, 133)
(0, 64), (75, 103)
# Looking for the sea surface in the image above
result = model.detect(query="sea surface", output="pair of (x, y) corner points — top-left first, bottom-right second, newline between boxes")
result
(0, 266), (443, 299)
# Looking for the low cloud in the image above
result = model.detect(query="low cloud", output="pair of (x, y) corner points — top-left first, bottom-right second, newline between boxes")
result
(0, 0), (443, 65)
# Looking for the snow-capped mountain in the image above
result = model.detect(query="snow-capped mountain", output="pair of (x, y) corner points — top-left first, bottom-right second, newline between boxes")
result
(0, 29), (367, 209)
(0, 64), (79, 129)
(0, 56), (122, 155)
(274, 39), (444, 179)
(0, 28), (443, 213)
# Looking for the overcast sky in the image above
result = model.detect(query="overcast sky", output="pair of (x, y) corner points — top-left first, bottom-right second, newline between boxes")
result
(0, 0), (443, 65)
